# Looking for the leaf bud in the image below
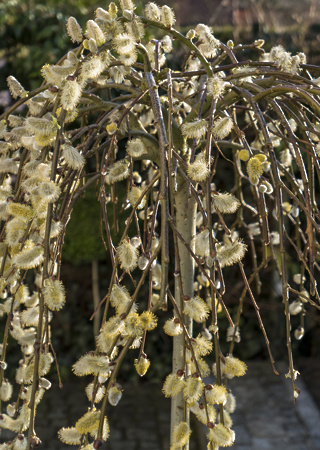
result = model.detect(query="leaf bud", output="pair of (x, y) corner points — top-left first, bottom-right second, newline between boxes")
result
(134, 356), (150, 376)
(109, 2), (118, 17)
(108, 383), (123, 406)
(186, 29), (196, 40)
(30, 436), (42, 447)
(294, 326), (304, 340)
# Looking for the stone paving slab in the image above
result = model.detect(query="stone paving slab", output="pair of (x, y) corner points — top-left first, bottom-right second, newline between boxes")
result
(230, 361), (320, 450)
(0, 361), (319, 449)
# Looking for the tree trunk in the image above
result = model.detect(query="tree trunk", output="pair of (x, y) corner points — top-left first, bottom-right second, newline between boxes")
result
(171, 179), (197, 448)
(92, 259), (100, 337)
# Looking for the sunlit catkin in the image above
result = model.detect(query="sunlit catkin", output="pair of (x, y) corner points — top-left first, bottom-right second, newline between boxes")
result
(66, 17), (83, 43)
(126, 138), (147, 157)
(163, 318), (183, 336)
(162, 372), (185, 398)
(61, 143), (85, 170)
(12, 245), (44, 270)
(171, 422), (191, 449)
(190, 402), (216, 425)
(207, 423), (235, 447)
(117, 239), (139, 272)
(42, 278), (66, 311)
(73, 353), (110, 377)
(86, 20), (106, 46)
(110, 284), (131, 314)
(205, 384), (227, 405)
(6, 203), (34, 221)
(7, 76), (27, 99)
(23, 353), (53, 384)
(246, 154), (266, 184)
(61, 78), (82, 111)
(183, 375), (204, 405)
(207, 76), (226, 99)
(128, 186), (146, 209)
(85, 382), (106, 403)
(223, 356), (247, 379)
(0, 379), (13, 402)
(183, 296), (209, 323)
(79, 56), (104, 84)
(145, 2), (161, 21)
(212, 192), (240, 214)
(75, 410), (101, 434)
(106, 160), (130, 184)
(139, 311), (157, 331)
(58, 427), (82, 445)
(181, 119), (208, 139)
(160, 5), (176, 27)
(225, 391), (236, 413)
(216, 240), (247, 268)
(187, 154), (210, 182)
(37, 180), (60, 204)
(194, 229), (210, 256)
(212, 116), (233, 139)
(25, 116), (60, 137)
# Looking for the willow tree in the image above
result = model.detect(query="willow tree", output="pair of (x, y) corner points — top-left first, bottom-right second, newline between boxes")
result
(0, 1), (319, 449)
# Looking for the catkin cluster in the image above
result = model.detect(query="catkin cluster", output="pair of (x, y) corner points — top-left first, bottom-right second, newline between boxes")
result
(0, 0), (319, 449)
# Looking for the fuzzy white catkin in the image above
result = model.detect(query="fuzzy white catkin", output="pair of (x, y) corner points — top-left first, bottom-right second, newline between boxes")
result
(187, 154), (210, 182)
(7, 76), (27, 99)
(117, 239), (139, 272)
(62, 143), (85, 170)
(42, 279), (66, 311)
(145, 2), (161, 21)
(86, 20), (106, 46)
(66, 17), (83, 43)
(61, 79), (82, 111)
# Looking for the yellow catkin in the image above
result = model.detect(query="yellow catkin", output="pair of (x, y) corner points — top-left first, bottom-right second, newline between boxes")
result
(207, 423), (235, 447)
(162, 373), (185, 398)
(171, 422), (191, 448)
(183, 376), (204, 405)
(6, 203), (34, 221)
(205, 384), (228, 405)
(139, 311), (157, 331)
(238, 149), (250, 161)
(75, 410), (100, 434)
(183, 296), (209, 323)
(223, 356), (247, 378)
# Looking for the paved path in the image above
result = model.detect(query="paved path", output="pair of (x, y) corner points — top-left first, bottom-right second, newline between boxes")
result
(0, 361), (319, 449)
